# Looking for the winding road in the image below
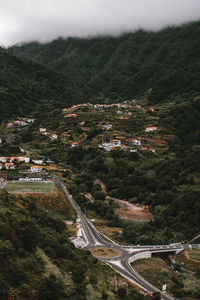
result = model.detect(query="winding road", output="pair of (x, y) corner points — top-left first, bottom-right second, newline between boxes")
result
(54, 175), (198, 300)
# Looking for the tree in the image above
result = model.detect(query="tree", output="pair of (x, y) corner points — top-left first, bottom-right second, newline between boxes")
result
(153, 292), (161, 300)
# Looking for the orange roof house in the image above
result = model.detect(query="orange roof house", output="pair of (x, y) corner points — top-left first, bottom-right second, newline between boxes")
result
(71, 141), (79, 147)
(5, 162), (15, 169)
(145, 127), (157, 132)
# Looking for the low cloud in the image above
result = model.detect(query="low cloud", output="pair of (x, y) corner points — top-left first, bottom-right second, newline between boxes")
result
(0, 0), (200, 46)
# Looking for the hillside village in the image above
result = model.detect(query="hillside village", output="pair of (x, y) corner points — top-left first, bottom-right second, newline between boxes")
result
(0, 98), (171, 172)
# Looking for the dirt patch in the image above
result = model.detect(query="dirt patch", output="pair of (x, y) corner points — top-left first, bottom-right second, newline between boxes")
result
(185, 250), (200, 263)
(90, 247), (120, 258)
(141, 137), (167, 145)
(84, 193), (94, 203)
(92, 218), (123, 240)
(107, 196), (154, 221)
(94, 179), (107, 194)
(93, 180), (153, 221)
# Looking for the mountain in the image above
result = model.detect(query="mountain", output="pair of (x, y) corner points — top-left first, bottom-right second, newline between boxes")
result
(10, 21), (200, 103)
(0, 47), (83, 121)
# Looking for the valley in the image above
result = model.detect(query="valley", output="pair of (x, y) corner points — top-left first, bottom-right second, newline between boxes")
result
(0, 20), (200, 299)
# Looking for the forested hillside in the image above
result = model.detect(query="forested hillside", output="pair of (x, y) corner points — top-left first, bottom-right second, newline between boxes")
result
(10, 21), (200, 103)
(0, 48), (83, 121)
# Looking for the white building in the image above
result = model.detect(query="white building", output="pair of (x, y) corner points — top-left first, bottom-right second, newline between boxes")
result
(131, 139), (142, 146)
(27, 118), (35, 123)
(71, 237), (85, 248)
(32, 159), (44, 165)
(31, 166), (42, 172)
(14, 120), (27, 126)
(145, 127), (157, 132)
(102, 124), (112, 130)
(50, 134), (57, 140)
(39, 128), (46, 133)
(99, 139), (121, 151)
(0, 164), (2, 169)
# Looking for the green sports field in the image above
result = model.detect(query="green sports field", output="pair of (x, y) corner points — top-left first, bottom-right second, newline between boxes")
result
(3, 181), (54, 193)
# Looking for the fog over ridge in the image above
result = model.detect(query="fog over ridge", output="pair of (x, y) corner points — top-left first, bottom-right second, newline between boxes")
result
(0, 0), (200, 46)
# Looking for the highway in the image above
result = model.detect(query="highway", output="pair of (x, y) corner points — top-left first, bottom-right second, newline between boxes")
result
(54, 175), (192, 300)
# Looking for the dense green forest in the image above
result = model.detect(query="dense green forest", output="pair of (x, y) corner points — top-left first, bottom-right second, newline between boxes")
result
(0, 189), (147, 300)
(10, 21), (200, 103)
(0, 48), (83, 121)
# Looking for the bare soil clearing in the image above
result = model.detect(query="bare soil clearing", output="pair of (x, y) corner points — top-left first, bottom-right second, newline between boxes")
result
(107, 196), (154, 221)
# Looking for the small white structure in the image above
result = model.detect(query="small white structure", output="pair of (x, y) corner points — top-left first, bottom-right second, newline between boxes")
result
(145, 126), (157, 132)
(116, 110), (123, 115)
(5, 163), (15, 170)
(0, 138), (2, 144)
(131, 139), (142, 146)
(162, 284), (167, 292)
(71, 237), (85, 248)
(27, 118), (35, 123)
(31, 165), (42, 172)
(19, 156), (30, 163)
(65, 220), (73, 226)
(99, 139), (121, 151)
(50, 134), (57, 140)
(7, 122), (13, 128)
(32, 159), (44, 165)
(39, 128), (46, 133)
(14, 120), (27, 126)
(102, 124), (112, 130)
(0, 164), (2, 169)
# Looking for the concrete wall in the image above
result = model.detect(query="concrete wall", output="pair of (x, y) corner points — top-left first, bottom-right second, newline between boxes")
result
(128, 251), (151, 263)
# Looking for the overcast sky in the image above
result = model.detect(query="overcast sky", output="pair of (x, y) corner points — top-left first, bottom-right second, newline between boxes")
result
(0, 0), (200, 47)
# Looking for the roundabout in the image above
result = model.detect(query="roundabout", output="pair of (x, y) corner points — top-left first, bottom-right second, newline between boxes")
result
(90, 247), (120, 258)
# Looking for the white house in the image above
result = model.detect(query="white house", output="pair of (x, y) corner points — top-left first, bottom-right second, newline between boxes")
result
(14, 120), (27, 126)
(39, 128), (46, 133)
(145, 127), (157, 132)
(32, 159), (44, 165)
(131, 139), (142, 146)
(50, 134), (57, 140)
(31, 166), (42, 172)
(27, 118), (35, 123)
(99, 139), (121, 151)
(7, 122), (13, 128)
(19, 156), (30, 163)
(102, 124), (112, 130)
(116, 111), (123, 115)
